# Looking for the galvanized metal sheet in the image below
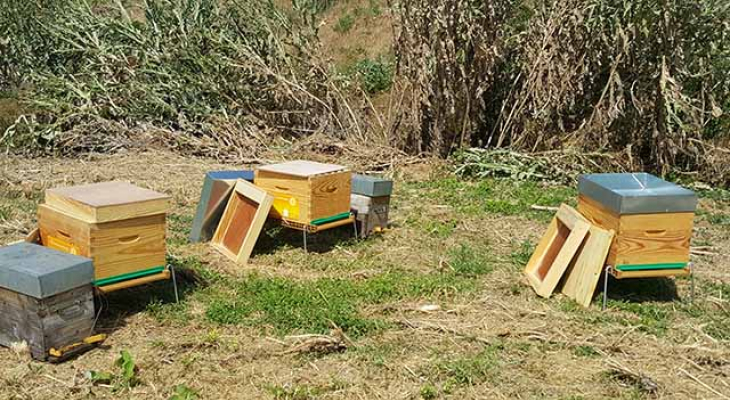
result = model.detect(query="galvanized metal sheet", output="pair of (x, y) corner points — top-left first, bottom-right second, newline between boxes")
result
(0, 243), (94, 298)
(351, 174), (393, 197)
(578, 173), (697, 214)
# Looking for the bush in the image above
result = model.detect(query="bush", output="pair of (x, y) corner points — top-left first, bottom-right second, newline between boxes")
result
(392, 0), (730, 184)
(351, 58), (393, 94)
(0, 0), (360, 155)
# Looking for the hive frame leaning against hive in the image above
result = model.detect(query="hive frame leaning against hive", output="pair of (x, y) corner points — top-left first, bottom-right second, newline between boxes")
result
(211, 179), (274, 264)
(524, 204), (590, 298)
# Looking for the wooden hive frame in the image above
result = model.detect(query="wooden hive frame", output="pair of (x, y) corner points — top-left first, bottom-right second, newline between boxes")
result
(524, 205), (591, 298)
(211, 180), (274, 264)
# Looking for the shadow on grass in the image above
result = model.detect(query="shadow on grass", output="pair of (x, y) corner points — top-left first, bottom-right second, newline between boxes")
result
(94, 258), (207, 335)
(253, 219), (359, 255)
(598, 276), (681, 303)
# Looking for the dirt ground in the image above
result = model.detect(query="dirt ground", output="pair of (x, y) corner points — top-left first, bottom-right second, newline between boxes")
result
(1, 150), (729, 400)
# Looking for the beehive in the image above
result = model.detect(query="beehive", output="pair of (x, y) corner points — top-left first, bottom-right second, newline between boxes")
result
(0, 243), (95, 360)
(254, 161), (351, 225)
(38, 181), (170, 287)
(577, 173), (697, 272)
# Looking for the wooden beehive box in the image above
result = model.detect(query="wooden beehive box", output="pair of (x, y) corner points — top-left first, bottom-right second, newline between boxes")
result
(254, 161), (351, 225)
(0, 243), (95, 360)
(38, 181), (170, 287)
(577, 173), (697, 272)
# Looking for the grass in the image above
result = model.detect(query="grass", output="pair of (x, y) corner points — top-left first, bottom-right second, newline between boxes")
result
(202, 261), (489, 336)
(333, 13), (356, 33)
(404, 175), (576, 222)
(424, 344), (503, 391)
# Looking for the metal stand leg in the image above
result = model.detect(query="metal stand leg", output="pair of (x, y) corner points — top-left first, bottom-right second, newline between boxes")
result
(353, 218), (359, 240)
(170, 265), (180, 304)
(303, 229), (308, 252)
(602, 265), (612, 311)
(689, 262), (695, 304)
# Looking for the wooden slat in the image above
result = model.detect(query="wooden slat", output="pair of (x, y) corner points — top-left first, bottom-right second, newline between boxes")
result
(611, 267), (691, 279)
(561, 225), (615, 307)
(97, 270), (171, 293)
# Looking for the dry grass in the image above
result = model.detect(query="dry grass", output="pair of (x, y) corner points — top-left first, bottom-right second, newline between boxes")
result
(0, 150), (729, 399)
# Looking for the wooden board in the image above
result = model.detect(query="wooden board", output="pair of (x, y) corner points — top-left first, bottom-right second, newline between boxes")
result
(45, 181), (170, 223)
(524, 204), (590, 298)
(257, 161), (347, 177)
(97, 269), (171, 293)
(561, 225), (615, 307)
(38, 204), (166, 283)
(611, 267), (691, 279)
(577, 195), (693, 266)
(212, 180), (273, 264)
(0, 284), (94, 361)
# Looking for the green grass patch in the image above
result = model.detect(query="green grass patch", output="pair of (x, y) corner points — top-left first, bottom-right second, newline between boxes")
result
(333, 13), (356, 33)
(424, 345), (503, 391)
(167, 213), (194, 248)
(572, 345), (600, 358)
(350, 57), (393, 94)
(510, 239), (534, 267)
(404, 176), (575, 221)
(447, 243), (493, 276)
(607, 300), (671, 336)
(204, 256), (490, 336)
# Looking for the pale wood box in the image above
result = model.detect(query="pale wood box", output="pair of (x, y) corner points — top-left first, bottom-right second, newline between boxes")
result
(577, 173), (697, 271)
(38, 181), (170, 286)
(254, 161), (351, 225)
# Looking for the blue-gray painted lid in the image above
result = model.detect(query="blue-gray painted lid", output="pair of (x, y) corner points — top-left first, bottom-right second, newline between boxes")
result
(0, 243), (94, 298)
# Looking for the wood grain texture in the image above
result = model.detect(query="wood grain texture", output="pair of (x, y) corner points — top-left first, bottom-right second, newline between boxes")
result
(611, 267), (691, 279)
(561, 225), (615, 307)
(45, 181), (169, 223)
(255, 168), (350, 224)
(0, 285), (94, 361)
(38, 205), (166, 282)
(524, 205), (590, 298)
(257, 161), (347, 177)
(212, 180), (273, 264)
(97, 269), (171, 293)
(577, 196), (693, 266)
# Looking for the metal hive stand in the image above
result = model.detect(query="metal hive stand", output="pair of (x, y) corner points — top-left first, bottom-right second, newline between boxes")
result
(280, 214), (358, 252)
(601, 263), (694, 310)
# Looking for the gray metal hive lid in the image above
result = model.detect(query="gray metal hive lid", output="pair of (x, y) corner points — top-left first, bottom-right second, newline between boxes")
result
(0, 243), (94, 298)
(578, 173), (698, 215)
(351, 174), (393, 197)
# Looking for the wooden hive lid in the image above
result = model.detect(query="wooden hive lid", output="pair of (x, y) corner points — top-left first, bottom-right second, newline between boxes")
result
(45, 181), (170, 223)
(0, 243), (94, 298)
(257, 160), (348, 178)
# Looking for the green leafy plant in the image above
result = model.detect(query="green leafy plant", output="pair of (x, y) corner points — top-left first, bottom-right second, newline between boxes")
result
(351, 58), (394, 94)
(169, 384), (199, 400)
(88, 350), (140, 390)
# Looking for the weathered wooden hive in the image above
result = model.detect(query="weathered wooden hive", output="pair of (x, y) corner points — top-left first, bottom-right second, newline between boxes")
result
(350, 174), (393, 237)
(0, 243), (95, 360)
